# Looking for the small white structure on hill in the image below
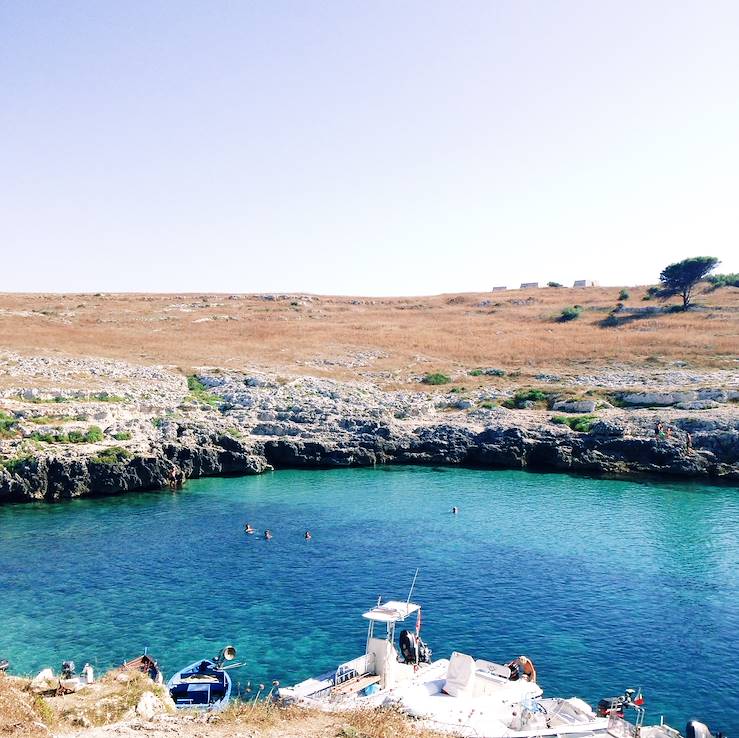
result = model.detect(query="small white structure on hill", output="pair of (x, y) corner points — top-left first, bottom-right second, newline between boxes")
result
(520, 282), (539, 289)
(491, 286), (507, 292)
(573, 280), (599, 288)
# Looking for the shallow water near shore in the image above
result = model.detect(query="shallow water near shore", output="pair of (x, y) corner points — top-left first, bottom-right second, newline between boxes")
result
(1, 467), (737, 732)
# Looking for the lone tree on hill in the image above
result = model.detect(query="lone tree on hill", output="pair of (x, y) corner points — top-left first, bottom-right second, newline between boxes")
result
(658, 256), (720, 310)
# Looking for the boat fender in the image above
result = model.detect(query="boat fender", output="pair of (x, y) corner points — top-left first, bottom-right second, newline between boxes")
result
(686, 721), (713, 738)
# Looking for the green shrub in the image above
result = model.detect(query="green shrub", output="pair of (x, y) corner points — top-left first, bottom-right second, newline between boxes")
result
(90, 447), (132, 464)
(187, 375), (223, 407)
(67, 430), (85, 443)
(559, 306), (582, 322)
(552, 415), (597, 432)
(468, 368), (505, 378)
(92, 393), (125, 403)
(618, 289), (630, 300)
(0, 454), (32, 473)
(479, 401), (497, 409)
(113, 431), (132, 441)
(29, 414), (74, 425)
(547, 281), (563, 288)
(422, 373), (451, 385)
(84, 426), (104, 443)
(0, 412), (19, 439)
(706, 273), (739, 289)
(504, 388), (550, 409)
(30, 431), (59, 443)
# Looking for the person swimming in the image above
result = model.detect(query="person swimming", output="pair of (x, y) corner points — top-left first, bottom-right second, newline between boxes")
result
(244, 523), (255, 534)
(451, 506), (459, 514)
(304, 530), (312, 540)
(264, 529), (273, 540)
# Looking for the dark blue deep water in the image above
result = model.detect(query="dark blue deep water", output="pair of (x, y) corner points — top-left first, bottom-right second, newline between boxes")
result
(1, 467), (737, 731)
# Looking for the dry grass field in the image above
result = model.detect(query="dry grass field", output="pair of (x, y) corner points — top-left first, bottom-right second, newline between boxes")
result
(0, 285), (737, 387)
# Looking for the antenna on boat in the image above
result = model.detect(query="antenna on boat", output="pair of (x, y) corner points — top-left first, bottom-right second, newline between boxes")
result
(406, 568), (419, 608)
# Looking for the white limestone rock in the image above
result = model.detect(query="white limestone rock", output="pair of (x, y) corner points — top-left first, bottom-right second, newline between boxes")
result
(552, 400), (597, 413)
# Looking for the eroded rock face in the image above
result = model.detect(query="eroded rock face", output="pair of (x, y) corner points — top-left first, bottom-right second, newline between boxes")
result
(1, 366), (737, 503)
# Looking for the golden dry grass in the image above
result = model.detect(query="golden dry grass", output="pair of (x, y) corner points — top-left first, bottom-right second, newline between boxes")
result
(0, 286), (737, 385)
(215, 701), (444, 738)
(0, 675), (51, 737)
(51, 671), (165, 728)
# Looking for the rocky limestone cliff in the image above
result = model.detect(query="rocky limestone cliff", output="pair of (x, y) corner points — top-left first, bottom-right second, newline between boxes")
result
(1, 360), (737, 503)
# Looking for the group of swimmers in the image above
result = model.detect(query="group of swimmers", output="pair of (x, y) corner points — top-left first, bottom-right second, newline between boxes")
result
(244, 523), (311, 541)
(243, 508), (459, 540)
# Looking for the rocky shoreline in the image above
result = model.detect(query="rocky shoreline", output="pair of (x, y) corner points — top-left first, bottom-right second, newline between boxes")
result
(1, 355), (737, 503)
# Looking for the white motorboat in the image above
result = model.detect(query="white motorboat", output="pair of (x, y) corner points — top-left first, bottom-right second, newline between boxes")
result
(278, 595), (725, 738)
(278, 595), (542, 724)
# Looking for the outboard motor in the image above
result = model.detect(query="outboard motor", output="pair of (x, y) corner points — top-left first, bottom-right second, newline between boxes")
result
(0, 659), (9, 673)
(686, 721), (714, 738)
(61, 660), (76, 679)
(213, 645), (236, 669)
(596, 695), (625, 717)
(398, 630), (432, 664)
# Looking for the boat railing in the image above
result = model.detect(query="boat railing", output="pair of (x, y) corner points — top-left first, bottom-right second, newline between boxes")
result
(334, 653), (376, 685)
(607, 715), (638, 738)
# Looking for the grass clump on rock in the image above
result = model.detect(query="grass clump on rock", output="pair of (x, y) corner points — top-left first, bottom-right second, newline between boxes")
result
(187, 375), (223, 407)
(422, 372), (451, 385)
(31, 426), (104, 444)
(0, 454), (32, 473)
(0, 412), (19, 439)
(552, 415), (597, 432)
(504, 388), (550, 409)
(90, 446), (132, 465)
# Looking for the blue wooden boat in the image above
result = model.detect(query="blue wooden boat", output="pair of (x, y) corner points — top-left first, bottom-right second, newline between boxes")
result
(167, 646), (237, 711)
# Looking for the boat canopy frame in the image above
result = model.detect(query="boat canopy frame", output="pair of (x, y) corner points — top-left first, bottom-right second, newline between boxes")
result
(363, 599), (421, 654)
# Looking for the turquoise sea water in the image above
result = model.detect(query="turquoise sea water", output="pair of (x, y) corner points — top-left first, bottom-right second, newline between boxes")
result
(0, 467), (737, 732)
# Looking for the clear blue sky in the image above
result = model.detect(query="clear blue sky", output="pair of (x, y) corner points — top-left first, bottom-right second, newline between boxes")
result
(2, 1), (738, 295)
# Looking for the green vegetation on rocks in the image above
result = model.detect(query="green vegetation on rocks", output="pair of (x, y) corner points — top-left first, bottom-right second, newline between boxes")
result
(504, 388), (551, 409)
(187, 375), (223, 407)
(552, 415), (597, 432)
(30, 426), (104, 444)
(422, 372), (451, 385)
(90, 446), (132, 464)
(0, 412), (19, 439)
(0, 454), (32, 473)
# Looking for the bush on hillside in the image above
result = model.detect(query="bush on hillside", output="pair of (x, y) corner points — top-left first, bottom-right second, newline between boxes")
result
(559, 306), (582, 322)
(422, 373), (451, 385)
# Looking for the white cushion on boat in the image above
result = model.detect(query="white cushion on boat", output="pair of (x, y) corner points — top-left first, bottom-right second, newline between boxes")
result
(475, 659), (512, 679)
(442, 651), (476, 697)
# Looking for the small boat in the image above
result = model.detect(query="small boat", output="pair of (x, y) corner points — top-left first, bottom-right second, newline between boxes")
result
(0, 658), (9, 672)
(278, 595), (541, 720)
(121, 653), (163, 684)
(167, 646), (237, 711)
(278, 593), (724, 738)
